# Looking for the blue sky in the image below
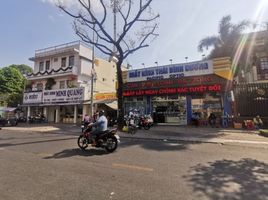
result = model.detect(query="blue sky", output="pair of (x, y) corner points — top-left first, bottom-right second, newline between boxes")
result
(0, 0), (268, 69)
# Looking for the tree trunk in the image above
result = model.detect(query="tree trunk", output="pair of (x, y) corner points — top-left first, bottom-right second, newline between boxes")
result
(116, 60), (124, 130)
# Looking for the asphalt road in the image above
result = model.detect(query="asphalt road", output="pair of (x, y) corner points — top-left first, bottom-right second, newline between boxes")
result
(0, 129), (268, 200)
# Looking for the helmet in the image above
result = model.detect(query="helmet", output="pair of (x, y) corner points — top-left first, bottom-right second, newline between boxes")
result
(99, 110), (105, 116)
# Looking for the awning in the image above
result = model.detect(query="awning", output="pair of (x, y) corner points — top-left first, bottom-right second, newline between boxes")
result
(105, 101), (118, 110)
(0, 107), (17, 112)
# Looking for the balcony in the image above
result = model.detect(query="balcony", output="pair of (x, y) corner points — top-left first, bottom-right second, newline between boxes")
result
(29, 41), (90, 61)
(26, 65), (78, 80)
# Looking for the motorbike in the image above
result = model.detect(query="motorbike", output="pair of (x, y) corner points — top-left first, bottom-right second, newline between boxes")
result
(138, 116), (152, 130)
(77, 126), (120, 153)
(28, 115), (47, 123)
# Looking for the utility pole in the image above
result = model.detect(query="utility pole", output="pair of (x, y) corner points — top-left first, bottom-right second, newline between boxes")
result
(90, 22), (95, 116)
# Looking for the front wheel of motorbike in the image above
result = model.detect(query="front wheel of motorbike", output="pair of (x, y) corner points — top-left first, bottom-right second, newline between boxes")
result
(105, 136), (118, 153)
(77, 135), (89, 150)
(144, 124), (150, 130)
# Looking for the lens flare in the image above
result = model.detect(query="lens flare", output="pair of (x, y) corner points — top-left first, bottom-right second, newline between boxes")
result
(231, 0), (268, 81)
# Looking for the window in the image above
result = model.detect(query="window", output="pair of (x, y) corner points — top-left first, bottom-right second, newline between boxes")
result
(67, 80), (75, 88)
(45, 60), (50, 70)
(39, 61), (44, 71)
(36, 83), (43, 90)
(69, 55), (74, 66)
(60, 81), (66, 89)
(260, 58), (268, 70)
(61, 57), (66, 67)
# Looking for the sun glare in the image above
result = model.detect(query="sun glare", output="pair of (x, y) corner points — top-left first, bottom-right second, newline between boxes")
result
(230, 0), (268, 82)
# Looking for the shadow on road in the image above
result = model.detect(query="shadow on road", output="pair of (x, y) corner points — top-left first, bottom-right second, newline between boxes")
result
(0, 137), (75, 148)
(119, 139), (188, 151)
(43, 148), (108, 159)
(184, 158), (268, 200)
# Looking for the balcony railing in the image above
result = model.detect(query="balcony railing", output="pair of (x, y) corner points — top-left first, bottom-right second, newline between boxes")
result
(26, 66), (78, 80)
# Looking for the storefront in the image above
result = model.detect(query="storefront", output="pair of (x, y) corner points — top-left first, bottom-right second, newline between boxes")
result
(23, 88), (85, 123)
(123, 60), (233, 125)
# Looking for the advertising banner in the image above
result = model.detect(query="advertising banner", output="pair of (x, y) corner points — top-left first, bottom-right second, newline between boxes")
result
(43, 88), (84, 104)
(23, 91), (43, 104)
(127, 60), (213, 82)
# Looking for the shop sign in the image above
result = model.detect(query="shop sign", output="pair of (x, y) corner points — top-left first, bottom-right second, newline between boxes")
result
(23, 91), (43, 104)
(124, 74), (226, 90)
(123, 84), (222, 97)
(95, 93), (117, 100)
(43, 88), (84, 103)
(127, 60), (213, 82)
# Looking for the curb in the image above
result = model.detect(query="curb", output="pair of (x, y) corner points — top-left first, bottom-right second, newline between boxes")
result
(118, 135), (268, 145)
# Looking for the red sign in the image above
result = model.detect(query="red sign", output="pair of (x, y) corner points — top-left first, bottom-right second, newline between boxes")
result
(123, 84), (222, 97)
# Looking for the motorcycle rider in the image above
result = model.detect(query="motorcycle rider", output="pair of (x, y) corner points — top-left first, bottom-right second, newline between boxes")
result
(90, 110), (108, 146)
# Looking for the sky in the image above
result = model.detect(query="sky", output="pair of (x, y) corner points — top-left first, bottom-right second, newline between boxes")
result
(0, 0), (268, 69)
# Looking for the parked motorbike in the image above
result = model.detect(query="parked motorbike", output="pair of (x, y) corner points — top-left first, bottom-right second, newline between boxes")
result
(28, 115), (47, 123)
(138, 116), (151, 130)
(77, 126), (120, 153)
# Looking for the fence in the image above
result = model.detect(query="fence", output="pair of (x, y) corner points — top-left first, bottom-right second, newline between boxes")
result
(234, 83), (268, 117)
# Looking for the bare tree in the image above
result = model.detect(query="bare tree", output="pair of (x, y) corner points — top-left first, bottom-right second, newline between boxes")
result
(57, 0), (159, 128)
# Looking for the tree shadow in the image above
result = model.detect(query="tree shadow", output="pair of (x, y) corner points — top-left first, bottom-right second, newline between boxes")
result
(184, 158), (268, 200)
(43, 148), (109, 159)
(119, 139), (188, 151)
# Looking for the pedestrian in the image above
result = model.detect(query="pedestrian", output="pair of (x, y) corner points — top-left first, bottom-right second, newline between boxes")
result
(253, 115), (263, 129)
(83, 114), (91, 127)
(208, 112), (217, 128)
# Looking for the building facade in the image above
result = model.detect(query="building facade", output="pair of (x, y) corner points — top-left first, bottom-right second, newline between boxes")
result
(23, 41), (117, 123)
(123, 58), (233, 125)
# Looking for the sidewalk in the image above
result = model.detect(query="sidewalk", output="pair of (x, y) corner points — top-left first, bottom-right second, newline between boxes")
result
(118, 126), (268, 145)
(2, 123), (268, 145)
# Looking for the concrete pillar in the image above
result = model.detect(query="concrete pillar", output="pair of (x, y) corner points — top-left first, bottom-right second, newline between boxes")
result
(74, 105), (77, 124)
(83, 104), (89, 117)
(27, 106), (31, 120)
(55, 106), (60, 123)
(43, 107), (48, 118)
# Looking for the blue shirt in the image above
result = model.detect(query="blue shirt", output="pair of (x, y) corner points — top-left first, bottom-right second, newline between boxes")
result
(93, 115), (108, 132)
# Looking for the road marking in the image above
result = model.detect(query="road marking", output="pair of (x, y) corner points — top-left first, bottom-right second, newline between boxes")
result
(112, 163), (154, 172)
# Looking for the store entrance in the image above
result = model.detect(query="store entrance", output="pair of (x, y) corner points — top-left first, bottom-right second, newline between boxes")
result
(152, 95), (187, 125)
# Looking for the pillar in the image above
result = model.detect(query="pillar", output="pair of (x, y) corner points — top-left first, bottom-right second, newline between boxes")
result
(186, 96), (192, 124)
(55, 106), (60, 123)
(27, 106), (31, 120)
(74, 105), (77, 124)
(43, 107), (48, 118)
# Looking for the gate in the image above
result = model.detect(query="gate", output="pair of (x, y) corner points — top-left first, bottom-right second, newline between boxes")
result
(234, 83), (268, 117)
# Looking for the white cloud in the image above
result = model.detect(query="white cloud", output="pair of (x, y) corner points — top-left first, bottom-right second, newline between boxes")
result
(40, 0), (103, 11)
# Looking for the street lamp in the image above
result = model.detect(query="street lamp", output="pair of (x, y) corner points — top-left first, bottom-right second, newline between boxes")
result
(155, 61), (158, 66)
(185, 57), (188, 62)
(169, 59), (173, 64)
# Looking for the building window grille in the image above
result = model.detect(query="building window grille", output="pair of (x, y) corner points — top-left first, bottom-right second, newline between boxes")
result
(36, 83), (43, 90)
(60, 81), (66, 89)
(69, 55), (75, 66)
(45, 60), (50, 70)
(39, 61), (44, 72)
(61, 57), (66, 68)
(260, 58), (268, 70)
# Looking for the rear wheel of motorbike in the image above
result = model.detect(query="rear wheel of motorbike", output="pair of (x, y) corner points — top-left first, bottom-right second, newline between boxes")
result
(128, 126), (136, 135)
(77, 135), (88, 150)
(105, 136), (118, 153)
(144, 124), (150, 130)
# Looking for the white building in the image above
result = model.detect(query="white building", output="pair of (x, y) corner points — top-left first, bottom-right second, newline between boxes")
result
(23, 41), (117, 123)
